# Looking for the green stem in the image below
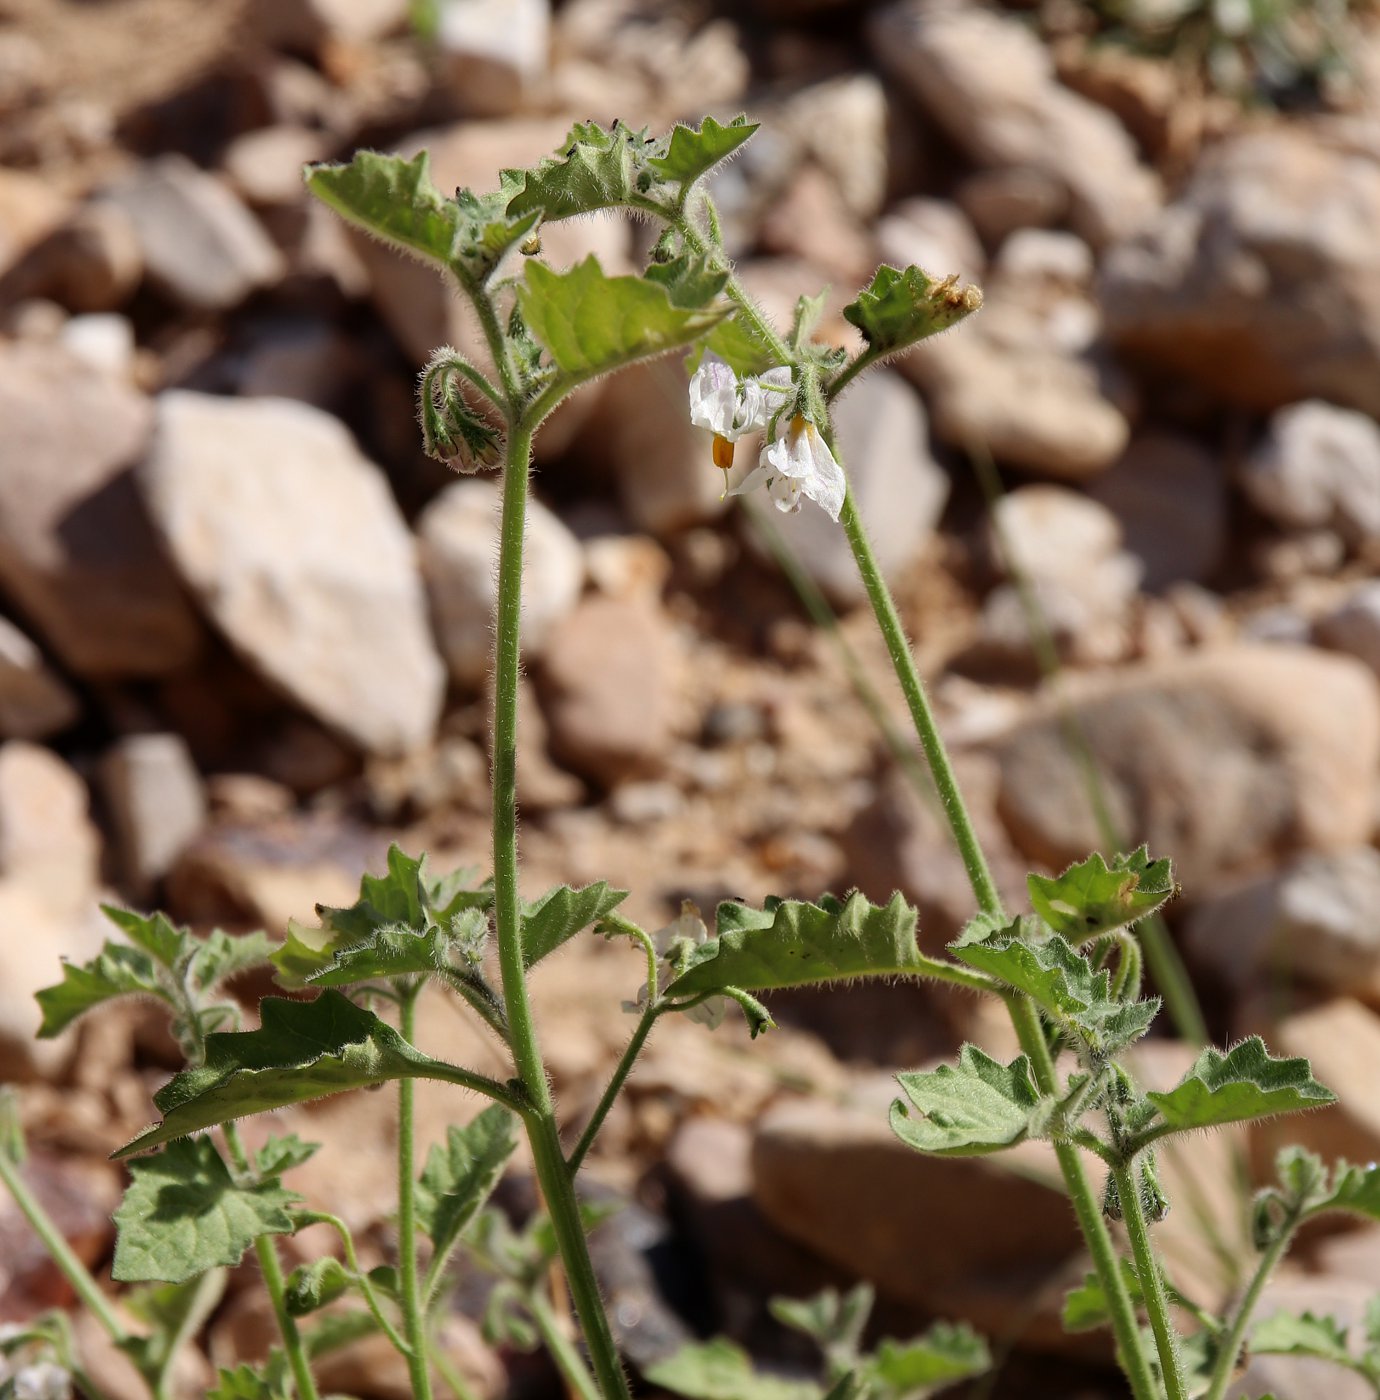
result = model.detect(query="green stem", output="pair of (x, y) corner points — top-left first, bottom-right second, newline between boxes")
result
(1204, 1223), (1295, 1400)
(492, 419), (631, 1400)
(0, 1147), (130, 1348)
(1114, 1161), (1186, 1400)
(398, 985), (435, 1400)
(568, 1005), (662, 1175)
(297, 1212), (411, 1355)
(223, 1123), (321, 1400)
(528, 1289), (604, 1400)
(151, 1268), (226, 1400)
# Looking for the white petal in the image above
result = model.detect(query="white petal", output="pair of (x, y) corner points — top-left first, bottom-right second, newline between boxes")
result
(688, 355), (741, 436)
(801, 431), (846, 521)
(727, 461), (773, 498)
(767, 474), (804, 513)
(762, 420), (809, 481)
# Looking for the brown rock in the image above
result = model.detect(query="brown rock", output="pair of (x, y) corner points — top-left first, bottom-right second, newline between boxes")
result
(0, 615), (79, 740)
(0, 201), (143, 312)
(101, 733), (208, 896)
(0, 741), (99, 893)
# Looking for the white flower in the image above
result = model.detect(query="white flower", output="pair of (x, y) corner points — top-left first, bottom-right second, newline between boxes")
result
(14, 1362), (72, 1400)
(688, 354), (793, 480)
(730, 414), (846, 521)
(623, 901), (728, 1030)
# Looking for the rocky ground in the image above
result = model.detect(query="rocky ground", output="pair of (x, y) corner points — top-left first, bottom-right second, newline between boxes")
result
(5, 0), (1380, 1396)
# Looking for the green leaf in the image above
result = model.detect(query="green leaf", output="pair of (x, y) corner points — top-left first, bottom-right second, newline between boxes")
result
(1251, 1310), (1353, 1367)
(254, 1134), (320, 1177)
(770, 1283), (873, 1353)
(302, 1309), (380, 1360)
(646, 115), (758, 185)
(890, 1045), (1041, 1157)
(208, 1360), (292, 1400)
(1027, 848), (1175, 942)
(103, 905), (187, 968)
(285, 1257), (351, 1317)
(188, 930), (274, 993)
(268, 921), (336, 989)
(664, 892), (926, 999)
(699, 313), (781, 378)
(522, 883), (628, 969)
(518, 257), (728, 382)
(1142, 1037), (1335, 1139)
(307, 925), (458, 987)
(868, 1322), (991, 1395)
(35, 941), (165, 1037)
(416, 1105), (518, 1266)
(645, 254), (729, 310)
(307, 150), (462, 269)
(842, 264), (982, 358)
(644, 1339), (817, 1400)
(112, 1138), (299, 1283)
(503, 120), (647, 221)
(114, 991), (460, 1157)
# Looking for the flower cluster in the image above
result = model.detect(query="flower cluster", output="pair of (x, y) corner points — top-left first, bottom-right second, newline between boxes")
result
(688, 355), (845, 521)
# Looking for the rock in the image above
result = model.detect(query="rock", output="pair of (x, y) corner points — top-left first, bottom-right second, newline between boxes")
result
(315, 1316), (503, 1400)
(1316, 580), (1380, 674)
(874, 197), (985, 286)
(1101, 127), (1380, 416)
(234, 319), (359, 409)
(96, 156), (284, 313)
(869, 0), (1160, 247)
(417, 478), (583, 688)
(101, 733), (208, 896)
(776, 74), (891, 223)
(956, 166), (1067, 247)
(244, 0), (409, 50)
(221, 125), (328, 209)
(1087, 433), (1227, 590)
(752, 1077), (1085, 1351)
(512, 675), (585, 811)
(536, 596), (683, 787)
(988, 646), (1380, 890)
(59, 312), (137, 379)
(0, 200), (142, 312)
(994, 228), (1095, 289)
(984, 485), (1122, 582)
(0, 169), (70, 279)
(364, 733), (487, 821)
(138, 392), (445, 755)
(1241, 400), (1380, 547)
(756, 370), (948, 607)
(0, 341), (202, 677)
(435, 0), (550, 116)
(0, 615), (79, 740)
(0, 741), (99, 894)
(1185, 848), (1380, 999)
(582, 532), (671, 601)
(758, 164), (875, 284)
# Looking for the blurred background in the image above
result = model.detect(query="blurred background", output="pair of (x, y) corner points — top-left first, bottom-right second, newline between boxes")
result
(3, 0), (1380, 1395)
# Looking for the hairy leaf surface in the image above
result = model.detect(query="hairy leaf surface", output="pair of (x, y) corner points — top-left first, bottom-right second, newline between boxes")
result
(1027, 848), (1175, 941)
(842, 264), (981, 356)
(891, 1046), (1041, 1156)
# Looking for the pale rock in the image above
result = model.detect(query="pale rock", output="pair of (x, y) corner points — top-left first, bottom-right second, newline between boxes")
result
(221, 125), (328, 209)
(0, 168), (69, 279)
(205, 772), (296, 822)
(755, 370), (948, 607)
(875, 197), (985, 286)
(511, 673), (586, 811)
(988, 646), (1380, 890)
(138, 392), (445, 755)
(995, 228), (1095, 289)
(59, 312), (136, 379)
(1252, 528), (1349, 583)
(0, 201), (142, 312)
(582, 533), (672, 601)
(364, 733), (487, 820)
(978, 561), (1140, 669)
(536, 596), (683, 787)
(0, 30), (50, 115)
(417, 478), (583, 688)
(1101, 127), (1380, 416)
(1235, 1274), (1378, 1400)
(869, 0), (1160, 246)
(0, 741), (100, 893)
(316, 1315), (503, 1400)
(96, 156), (284, 313)
(1241, 400), (1380, 547)
(0, 616), (78, 740)
(436, 0), (550, 116)
(758, 164), (875, 284)
(0, 341), (202, 677)
(1316, 580), (1380, 674)
(956, 166), (1067, 247)
(101, 733), (208, 895)
(245, 0), (409, 49)
(777, 74), (890, 221)
(1241, 604), (1313, 647)
(1185, 848), (1380, 999)
(984, 485), (1123, 582)
(1087, 432), (1227, 589)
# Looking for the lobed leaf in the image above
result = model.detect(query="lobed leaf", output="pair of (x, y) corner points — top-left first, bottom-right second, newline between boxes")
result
(1027, 848), (1175, 942)
(841, 264), (982, 357)
(522, 882), (628, 969)
(504, 120), (648, 221)
(890, 1045), (1041, 1157)
(103, 905), (187, 968)
(254, 1134), (320, 1177)
(664, 892), (925, 999)
(35, 941), (165, 1037)
(112, 1138), (299, 1283)
(644, 1339), (817, 1400)
(115, 991), (456, 1156)
(1251, 1310), (1353, 1367)
(646, 115), (758, 185)
(416, 1105), (518, 1265)
(868, 1322), (991, 1394)
(188, 930), (275, 994)
(208, 1362), (292, 1400)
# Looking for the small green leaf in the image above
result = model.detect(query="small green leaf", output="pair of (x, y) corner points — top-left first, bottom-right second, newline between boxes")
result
(103, 905), (187, 968)
(644, 1339), (817, 1400)
(842, 264), (982, 358)
(35, 941), (165, 1037)
(208, 1360), (292, 1400)
(890, 1045), (1041, 1157)
(302, 1309), (380, 1360)
(1027, 848), (1175, 942)
(268, 921), (336, 988)
(188, 930), (274, 994)
(698, 313), (781, 378)
(285, 1257), (351, 1317)
(112, 1138), (299, 1283)
(665, 892), (926, 999)
(254, 1135), (320, 1177)
(504, 119), (649, 222)
(1251, 1310), (1353, 1367)
(1143, 1037), (1335, 1139)
(646, 115), (758, 185)
(770, 1283), (873, 1351)
(518, 257), (727, 382)
(522, 883), (628, 968)
(114, 991), (458, 1157)
(868, 1321), (991, 1394)
(644, 254), (729, 310)
(307, 926), (457, 987)
(416, 1105), (518, 1265)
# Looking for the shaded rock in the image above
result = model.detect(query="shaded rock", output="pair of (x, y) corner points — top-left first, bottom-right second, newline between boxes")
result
(365, 732), (487, 822)
(418, 479), (583, 688)
(513, 675), (585, 811)
(435, 0), (551, 117)
(96, 156), (284, 313)
(1235, 1274), (1377, 1400)
(983, 484), (1121, 580)
(233, 320), (359, 410)
(0, 341), (201, 677)
(1242, 399), (1380, 547)
(875, 196), (985, 288)
(1087, 432), (1227, 590)
(1101, 127), (1380, 416)
(0, 615), (79, 740)
(956, 166), (1067, 247)
(1316, 580), (1380, 674)
(755, 370), (948, 607)
(0, 200), (142, 312)
(138, 392), (445, 755)
(222, 125), (329, 209)
(0, 168), (70, 279)
(758, 164), (875, 284)
(536, 596), (683, 787)
(869, 0), (1160, 246)
(101, 733), (208, 896)
(1185, 848), (1380, 999)
(988, 646), (1380, 890)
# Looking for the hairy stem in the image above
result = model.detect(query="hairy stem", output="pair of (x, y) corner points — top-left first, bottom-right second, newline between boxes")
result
(1204, 1223), (1296, 1400)
(528, 1288), (605, 1400)
(568, 1004), (661, 1175)
(298, 1212), (410, 1353)
(1114, 1161), (1186, 1400)
(398, 985), (435, 1400)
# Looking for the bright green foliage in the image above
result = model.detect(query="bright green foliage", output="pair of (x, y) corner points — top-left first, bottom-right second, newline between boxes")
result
(105, 905), (185, 965)
(1140, 1038), (1335, 1141)
(891, 1046), (1041, 1156)
(418, 349), (504, 467)
(188, 930), (276, 995)
(415, 1105), (518, 1267)
(664, 893), (926, 999)
(207, 1357), (292, 1400)
(645, 1339), (819, 1400)
(521, 882), (628, 968)
(841, 264), (982, 358)
(305, 922), (479, 987)
(867, 1325), (991, 1395)
(699, 314), (782, 377)
(284, 1257), (351, 1317)
(113, 1138), (299, 1283)
(645, 253), (729, 310)
(772, 1284), (873, 1356)
(518, 257), (728, 382)
(1027, 848), (1175, 942)
(36, 941), (165, 1036)
(115, 991), (458, 1156)
(1063, 1259), (1214, 1337)
(645, 115), (758, 185)
(1255, 1149), (1380, 1249)
(254, 1134), (319, 1176)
